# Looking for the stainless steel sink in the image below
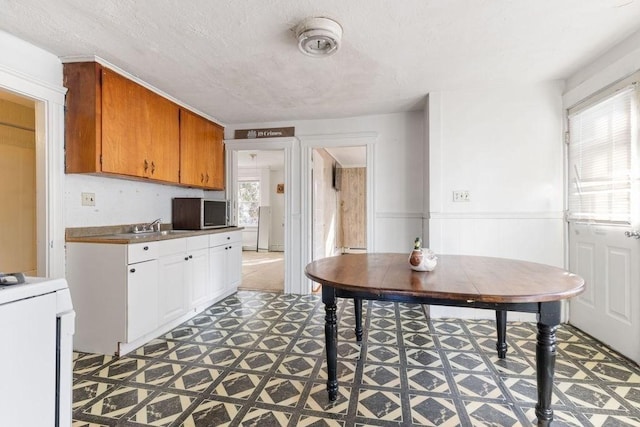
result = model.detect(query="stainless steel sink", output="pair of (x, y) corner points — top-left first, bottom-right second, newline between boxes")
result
(100, 230), (193, 239)
(159, 230), (192, 235)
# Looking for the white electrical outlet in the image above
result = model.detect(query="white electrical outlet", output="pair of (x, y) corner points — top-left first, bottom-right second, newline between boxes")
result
(453, 190), (470, 202)
(81, 192), (96, 206)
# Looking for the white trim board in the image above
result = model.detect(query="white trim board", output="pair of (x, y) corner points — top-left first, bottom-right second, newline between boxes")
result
(0, 63), (67, 278)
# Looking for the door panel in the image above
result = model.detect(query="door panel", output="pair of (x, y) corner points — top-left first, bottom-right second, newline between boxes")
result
(574, 242), (596, 307)
(606, 247), (631, 323)
(569, 223), (640, 364)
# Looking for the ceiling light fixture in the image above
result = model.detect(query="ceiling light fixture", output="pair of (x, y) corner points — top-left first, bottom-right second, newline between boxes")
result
(295, 17), (342, 57)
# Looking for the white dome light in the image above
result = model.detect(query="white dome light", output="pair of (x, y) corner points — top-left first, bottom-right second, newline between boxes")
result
(295, 17), (342, 57)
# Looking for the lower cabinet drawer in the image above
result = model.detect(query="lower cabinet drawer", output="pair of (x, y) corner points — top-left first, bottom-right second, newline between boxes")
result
(128, 242), (158, 264)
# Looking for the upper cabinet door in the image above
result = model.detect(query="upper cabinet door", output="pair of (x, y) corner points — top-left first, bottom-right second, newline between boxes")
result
(209, 124), (225, 190)
(102, 70), (180, 182)
(101, 69), (147, 177)
(64, 61), (218, 187)
(179, 109), (224, 190)
(144, 89), (180, 182)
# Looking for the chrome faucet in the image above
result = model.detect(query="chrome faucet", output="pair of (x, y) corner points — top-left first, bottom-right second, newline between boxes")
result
(133, 218), (162, 233)
(147, 218), (162, 232)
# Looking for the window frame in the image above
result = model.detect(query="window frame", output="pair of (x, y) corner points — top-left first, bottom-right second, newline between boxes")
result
(567, 76), (640, 226)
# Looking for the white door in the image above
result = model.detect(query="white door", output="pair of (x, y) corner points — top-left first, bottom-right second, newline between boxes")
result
(569, 223), (640, 363)
(567, 83), (640, 364)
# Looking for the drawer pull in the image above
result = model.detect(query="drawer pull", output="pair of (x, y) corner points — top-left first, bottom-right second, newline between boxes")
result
(130, 268), (136, 273)
(227, 236), (230, 240)
(143, 246), (149, 251)
(189, 255), (193, 259)
(185, 256), (189, 261)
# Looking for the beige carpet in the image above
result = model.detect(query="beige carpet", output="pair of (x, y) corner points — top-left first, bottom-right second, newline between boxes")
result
(240, 250), (284, 292)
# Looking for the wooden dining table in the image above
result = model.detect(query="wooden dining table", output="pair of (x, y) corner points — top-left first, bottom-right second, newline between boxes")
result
(305, 253), (585, 427)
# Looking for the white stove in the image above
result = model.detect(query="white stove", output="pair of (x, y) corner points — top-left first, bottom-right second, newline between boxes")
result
(0, 276), (75, 427)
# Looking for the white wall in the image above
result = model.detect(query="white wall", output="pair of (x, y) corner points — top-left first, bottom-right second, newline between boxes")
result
(0, 30), (62, 87)
(428, 82), (565, 319)
(64, 174), (215, 227)
(226, 111), (425, 253)
(0, 30), (67, 278)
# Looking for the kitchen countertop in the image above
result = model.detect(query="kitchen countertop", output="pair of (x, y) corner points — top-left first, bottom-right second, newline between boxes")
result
(66, 225), (243, 244)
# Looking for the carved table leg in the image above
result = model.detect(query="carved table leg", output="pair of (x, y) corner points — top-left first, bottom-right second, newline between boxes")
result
(354, 298), (363, 342)
(535, 301), (561, 427)
(496, 310), (508, 358)
(322, 285), (338, 401)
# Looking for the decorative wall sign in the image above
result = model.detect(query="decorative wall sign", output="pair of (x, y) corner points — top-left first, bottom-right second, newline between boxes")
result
(234, 127), (295, 139)
(276, 183), (284, 194)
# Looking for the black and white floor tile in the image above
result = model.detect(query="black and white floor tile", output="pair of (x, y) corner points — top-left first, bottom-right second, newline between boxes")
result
(72, 291), (640, 426)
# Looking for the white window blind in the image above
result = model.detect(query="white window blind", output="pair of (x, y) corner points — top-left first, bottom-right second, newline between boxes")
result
(567, 86), (637, 224)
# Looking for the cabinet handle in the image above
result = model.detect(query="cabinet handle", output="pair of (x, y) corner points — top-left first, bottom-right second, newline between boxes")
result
(151, 161), (155, 174)
(185, 256), (189, 261)
(143, 246), (149, 251)
(205, 173), (209, 183)
(189, 255), (193, 259)
(200, 173), (204, 183)
(130, 268), (136, 273)
(227, 236), (230, 240)
(143, 159), (149, 172)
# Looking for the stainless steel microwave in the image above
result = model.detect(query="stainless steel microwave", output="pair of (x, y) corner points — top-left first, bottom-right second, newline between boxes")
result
(172, 198), (228, 230)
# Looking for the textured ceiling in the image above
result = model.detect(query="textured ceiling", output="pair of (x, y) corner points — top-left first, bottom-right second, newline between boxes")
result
(1, 1), (640, 125)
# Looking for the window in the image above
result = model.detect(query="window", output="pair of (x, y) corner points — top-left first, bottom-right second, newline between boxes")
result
(568, 85), (638, 224)
(238, 180), (260, 226)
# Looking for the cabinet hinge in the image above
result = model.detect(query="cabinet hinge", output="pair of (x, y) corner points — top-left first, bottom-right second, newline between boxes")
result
(564, 131), (570, 145)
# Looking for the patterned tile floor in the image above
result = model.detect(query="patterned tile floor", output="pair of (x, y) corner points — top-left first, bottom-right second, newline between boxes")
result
(72, 291), (640, 426)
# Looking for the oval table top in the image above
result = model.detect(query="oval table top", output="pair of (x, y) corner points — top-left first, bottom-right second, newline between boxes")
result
(305, 253), (585, 304)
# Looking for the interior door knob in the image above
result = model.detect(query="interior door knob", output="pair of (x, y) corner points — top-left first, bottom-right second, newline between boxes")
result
(625, 230), (640, 239)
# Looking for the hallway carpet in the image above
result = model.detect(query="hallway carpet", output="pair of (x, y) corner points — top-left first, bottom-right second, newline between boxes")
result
(240, 251), (284, 292)
(72, 291), (640, 426)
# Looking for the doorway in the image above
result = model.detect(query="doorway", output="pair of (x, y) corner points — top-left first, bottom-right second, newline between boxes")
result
(235, 150), (285, 292)
(567, 82), (640, 364)
(0, 90), (37, 275)
(311, 146), (367, 264)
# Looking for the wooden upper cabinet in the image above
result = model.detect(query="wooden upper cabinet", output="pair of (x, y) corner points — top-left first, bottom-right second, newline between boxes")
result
(179, 108), (225, 190)
(64, 62), (180, 183)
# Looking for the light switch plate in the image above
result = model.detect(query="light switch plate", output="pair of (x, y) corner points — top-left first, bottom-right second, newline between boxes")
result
(453, 190), (470, 202)
(81, 192), (96, 206)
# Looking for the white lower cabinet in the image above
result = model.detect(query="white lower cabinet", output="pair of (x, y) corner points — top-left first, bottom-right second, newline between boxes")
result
(127, 259), (159, 342)
(158, 251), (188, 324)
(210, 231), (243, 297)
(189, 247), (210, 307)
(227, 242), (242, 288)
(187, 235), (211, 308)
(209, 244), (227, 297)
(67, 229), (243, 356)
(66, 241), (159, 355)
